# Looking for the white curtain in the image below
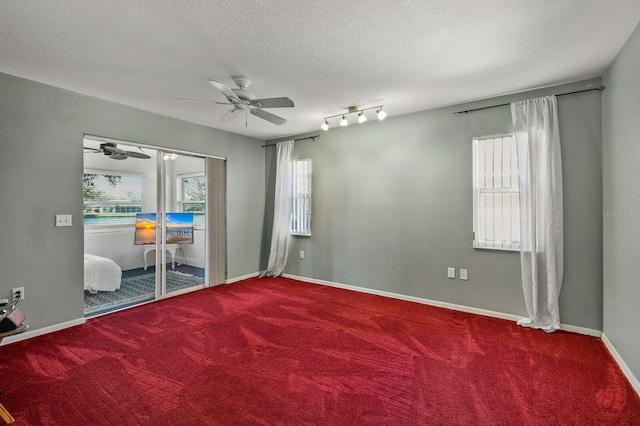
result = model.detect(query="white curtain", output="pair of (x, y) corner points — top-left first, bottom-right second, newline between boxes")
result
(510, 96), (563, 333)
(260, 140), (294, 278)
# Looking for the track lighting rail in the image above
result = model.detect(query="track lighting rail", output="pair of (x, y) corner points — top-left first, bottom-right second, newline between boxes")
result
(321, 105), (386, 131)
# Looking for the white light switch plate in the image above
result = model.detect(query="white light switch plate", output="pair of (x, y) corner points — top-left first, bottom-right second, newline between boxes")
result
(299, 250), (305, 259)
(56, 214), (72, 227)
(447, 267), (455, 279)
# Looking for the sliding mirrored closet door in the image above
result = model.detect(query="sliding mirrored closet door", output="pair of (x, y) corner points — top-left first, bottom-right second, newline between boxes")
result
(83, 137), (225, 316)
(156, 150), (208, 298)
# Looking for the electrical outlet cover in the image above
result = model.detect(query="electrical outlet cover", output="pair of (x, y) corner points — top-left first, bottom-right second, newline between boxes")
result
(12, 287), (24, 301)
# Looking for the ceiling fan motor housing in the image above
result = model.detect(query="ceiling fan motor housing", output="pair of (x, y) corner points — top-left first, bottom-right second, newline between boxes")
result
(231, 88), (256, 102)
(100, 142), (116, 155)
(230, 76), (256, 103)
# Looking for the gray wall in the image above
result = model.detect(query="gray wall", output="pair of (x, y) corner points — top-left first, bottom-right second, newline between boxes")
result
(266, 78), (603, 330)
(603, 23), (640, 380)
(0, 72), (265, 331)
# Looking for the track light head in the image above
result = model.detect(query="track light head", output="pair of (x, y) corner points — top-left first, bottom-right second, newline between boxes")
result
(321, 120), (329, 131)
(376, 108), (387, 121)
(358, 112), (367, 124)
(340, 115), (348, 127)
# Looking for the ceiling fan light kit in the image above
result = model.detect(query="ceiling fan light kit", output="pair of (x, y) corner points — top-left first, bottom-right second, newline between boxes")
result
(321, 105), (386, 131)
(163, 153), (178, 161)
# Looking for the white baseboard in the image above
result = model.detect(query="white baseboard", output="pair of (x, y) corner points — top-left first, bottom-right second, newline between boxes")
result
(0, 317), (86, 346)
(226, 271), (260, 284)
(559, 323), (601, 337)
(602, 333), (640, 397)
(283, 273), (523, 321)
(282, 274), (602, 337)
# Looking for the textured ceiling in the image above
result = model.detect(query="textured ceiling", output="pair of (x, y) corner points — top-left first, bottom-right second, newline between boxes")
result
(1, 1), (639, 140)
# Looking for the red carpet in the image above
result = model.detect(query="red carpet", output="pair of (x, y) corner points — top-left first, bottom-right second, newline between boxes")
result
(0, 276), (639, 425)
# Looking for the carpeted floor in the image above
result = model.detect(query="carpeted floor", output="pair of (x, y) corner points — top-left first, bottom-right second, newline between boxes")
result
(84, 268), (204, 315)
(2, 276), (640, 425)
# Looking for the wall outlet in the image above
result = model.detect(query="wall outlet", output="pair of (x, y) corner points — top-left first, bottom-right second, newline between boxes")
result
(447, 267), (455, 279)
(299, 250), (305, 259)
(12, 287), (25, 301)
(460, 269), (468, 280)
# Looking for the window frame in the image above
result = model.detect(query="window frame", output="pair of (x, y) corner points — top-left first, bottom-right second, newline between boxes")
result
(290, 158), (312, 237)
(472, 134), (520, 252)
(176, 172), (206, 229)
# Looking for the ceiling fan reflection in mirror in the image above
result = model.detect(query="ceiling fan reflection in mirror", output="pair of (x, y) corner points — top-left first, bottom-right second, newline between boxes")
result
(83, 143), (151, 160)
(176, 76), (294, 126)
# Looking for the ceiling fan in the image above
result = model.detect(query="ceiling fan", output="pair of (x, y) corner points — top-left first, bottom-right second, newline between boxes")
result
(83, 142), (151, 160)
(177, 76), (294, 126)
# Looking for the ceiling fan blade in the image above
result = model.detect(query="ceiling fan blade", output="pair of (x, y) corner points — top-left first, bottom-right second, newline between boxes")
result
(208, 80), (241, 103)
(102, 145), (126, 155)
(250, 108), (286, 125)
(109, 153), (127, 160)
(124, 151), (151, 159)
(83, 147), (101, 153)
(249, 97), (294, 108)
(221, 108), (242, 122)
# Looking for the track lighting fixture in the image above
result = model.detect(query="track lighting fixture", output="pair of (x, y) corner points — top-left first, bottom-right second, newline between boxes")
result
(320, 105), (385, 131)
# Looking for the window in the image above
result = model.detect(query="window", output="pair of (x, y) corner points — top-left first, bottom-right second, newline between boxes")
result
(83, 172), (143, 226)
(178, 174), (206, 228)
(472, 134), (520, 251)
(291, 158), (312, 236)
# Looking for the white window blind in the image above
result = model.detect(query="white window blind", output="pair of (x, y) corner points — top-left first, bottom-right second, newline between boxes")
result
(291, 158), (312, 236)
(473, 135), (520, 251)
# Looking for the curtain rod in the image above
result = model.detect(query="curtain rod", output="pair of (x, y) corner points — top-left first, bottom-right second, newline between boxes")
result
(262, 134), (320, 148)
(453, 86), (605, 115)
